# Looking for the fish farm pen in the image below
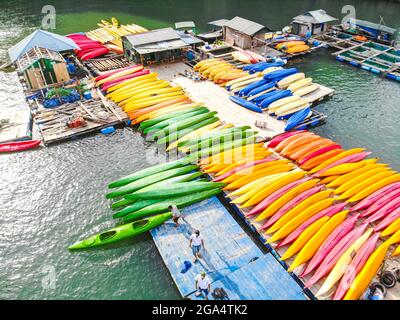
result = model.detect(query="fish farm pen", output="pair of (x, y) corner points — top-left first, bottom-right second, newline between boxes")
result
(2, 11), (400, 302)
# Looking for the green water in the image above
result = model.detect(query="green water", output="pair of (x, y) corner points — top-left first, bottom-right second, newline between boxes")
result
(0, 0), (399, 300)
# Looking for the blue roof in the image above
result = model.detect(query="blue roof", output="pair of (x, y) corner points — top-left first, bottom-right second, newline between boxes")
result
(8, 29), (80, 62)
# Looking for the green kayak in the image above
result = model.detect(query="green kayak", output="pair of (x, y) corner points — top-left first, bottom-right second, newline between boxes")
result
(111, 172), (204, 211)
(156, 117), (219, 145)
(151, 112), (218, 141)
(139, 106), (207, 130)
(108, 158), (191, 189)
(142, 107), (209, 134)
(106, 165), (198, 199)
(124, 181), (225, 201)
(69, 213), (172, 250)
(122, 188), (222, 223)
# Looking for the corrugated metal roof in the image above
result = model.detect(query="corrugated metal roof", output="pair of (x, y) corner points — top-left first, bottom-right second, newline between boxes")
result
(124, 28), (181, 47)
(176, 31), (204, 45)
(135, 39), (189, 55)
(224, 16), (267, 36)
(175, 21), (196, 29)
(208, 19), (229, 27)
(348, 18), (396, 35)
(293, 9), (337, 24)
(8, 29), (79, 63)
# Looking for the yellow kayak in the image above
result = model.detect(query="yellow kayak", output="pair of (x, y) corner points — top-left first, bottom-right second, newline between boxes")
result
(293, 84), (319, 97)
(287, 78), (313, 92)
(266, 198), (336, 244)
(326, 161), (384, 188)
(239, 171), (306, 208)
(281, 216), (329, 261)
(334, 167), (390, 194)
(393, 245), (400, 257)
(381, 217), (400, 237)
(265, 190), (332, 233)
(337, 171), (396, 200)
(288, 210), (349, 271)
(107, 73), (158, 93)
(255, 179), (320, 221)
(309, 148), (365, 174)
(316, 161), (368, 178)
(277, 73), (305, 89)
(347, 174), (400, 203)
(316, 228), (374, 298)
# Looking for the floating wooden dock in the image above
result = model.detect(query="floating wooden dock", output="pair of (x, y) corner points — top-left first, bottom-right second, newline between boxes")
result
(84, 55), (132, 75)
(150, 196), (307, 300)
(0, 106), (32, 143)
(311, 31), (400, 81)
(153, 62), (333, 138)
(32, 94), (128, 145)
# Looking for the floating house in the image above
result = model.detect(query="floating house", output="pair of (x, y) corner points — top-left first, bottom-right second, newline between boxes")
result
(16, 46), (70, 90)
(8, 29), (79, 63)
(344, 18), (397, 43)
(197, 19), (229, 42)
(223, 16), (271, 49)
(291, 10), (337, 36)
(122, 28), (191, 65)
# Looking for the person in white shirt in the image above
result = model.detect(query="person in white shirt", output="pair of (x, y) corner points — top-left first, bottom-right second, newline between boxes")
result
(189, 230), (204, 262)
(195, 272), (211, 300)
(169, 205), (185, 227)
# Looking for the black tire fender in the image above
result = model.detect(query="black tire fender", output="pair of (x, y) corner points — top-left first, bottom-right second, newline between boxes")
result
(380, 271), (397, 289)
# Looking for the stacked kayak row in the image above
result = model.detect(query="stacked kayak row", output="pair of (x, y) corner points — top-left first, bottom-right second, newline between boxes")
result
(194, 59), (248, 85)
(275, 41), (310, 54)
(204, 129), (400, 299)
(224, 60), (319, 131)
(87, 18), (147, 51)
(69, 160), (226, 250)
(231, 50), (264, 64)
(67, 34), (110, 61)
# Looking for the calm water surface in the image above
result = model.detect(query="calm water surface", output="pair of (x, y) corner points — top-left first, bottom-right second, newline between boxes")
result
(0, 0), (399, 299)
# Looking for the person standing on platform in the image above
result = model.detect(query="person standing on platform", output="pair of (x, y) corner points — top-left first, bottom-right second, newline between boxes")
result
(195, 272), (211, 300)
(189, 230), (204, 262)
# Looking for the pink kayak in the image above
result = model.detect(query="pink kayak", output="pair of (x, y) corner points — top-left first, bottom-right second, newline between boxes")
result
(374, 208), (400, 232)
(0, 140), (41, 153)
(360, 188), (400, 217)
(333, 232), (380, 300)
(351, 182), (400, 212)
(80, 47), (109, 60)
(259, 185), (324, 230)
(212, 156), (277, 182)
(246, 178), (310, 217)
(95, 65), (141, 82)
(364, 198), (400, 224)
(305, 223), (368, 288)
(267, 130), (307, 148)
(277, 202), (347, 248)
(314, 152), (371, 177)
(297, 144), (342, 166)
(301, 214), (359, 278)
(101, 69), (149, 91)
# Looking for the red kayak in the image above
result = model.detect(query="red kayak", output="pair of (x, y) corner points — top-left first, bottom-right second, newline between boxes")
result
(0, 140), (41, 153)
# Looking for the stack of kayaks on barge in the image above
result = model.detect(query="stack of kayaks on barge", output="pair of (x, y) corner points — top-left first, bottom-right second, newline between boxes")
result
(194, 59), (322, 132)
(200, 129), (400, 300)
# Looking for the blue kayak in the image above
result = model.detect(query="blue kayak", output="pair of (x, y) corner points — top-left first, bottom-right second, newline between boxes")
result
(247, 82), (276, 97)
(249, 61), (285, 73)
(285, 107), (312, 131)
(252, 90), (278, 104)
(260, 90), (293, 108)
(263, 68), (298, 82)
(229, 96), (263, 113)
(238, 79), (268, 97)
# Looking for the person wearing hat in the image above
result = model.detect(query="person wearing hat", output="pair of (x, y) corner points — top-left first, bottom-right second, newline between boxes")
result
(189, 230), (204, 262)
(195, 272), (211, 300)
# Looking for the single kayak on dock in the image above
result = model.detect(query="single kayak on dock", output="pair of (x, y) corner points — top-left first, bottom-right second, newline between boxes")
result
(69, 212), (172, 250)
(0, 140), (41, 153)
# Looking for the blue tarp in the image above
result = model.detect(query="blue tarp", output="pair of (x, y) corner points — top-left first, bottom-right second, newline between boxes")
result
(8, 29), (80, 62)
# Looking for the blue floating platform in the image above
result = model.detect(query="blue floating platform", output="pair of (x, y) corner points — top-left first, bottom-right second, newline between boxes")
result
(150, 197), (306, 300)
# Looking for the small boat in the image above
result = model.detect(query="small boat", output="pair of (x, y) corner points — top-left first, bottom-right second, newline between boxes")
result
(69, 213), (173, 250)
(0, 140), (41, 153)
(229, 96), (263, 113)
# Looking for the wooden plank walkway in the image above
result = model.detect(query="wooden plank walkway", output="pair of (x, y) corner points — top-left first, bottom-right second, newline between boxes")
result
(150, 196), (306, 300)
(0, 106), (32, 143)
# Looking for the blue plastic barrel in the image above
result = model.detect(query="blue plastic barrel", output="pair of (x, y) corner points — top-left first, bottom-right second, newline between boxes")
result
(361, 65), (371, 71)
(349, 61), (359, 67)
(101, 126), (115, 135)
(83, 91), (92, 100)
(370, 68), (380, 74)
(67, 63), (77, 74)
